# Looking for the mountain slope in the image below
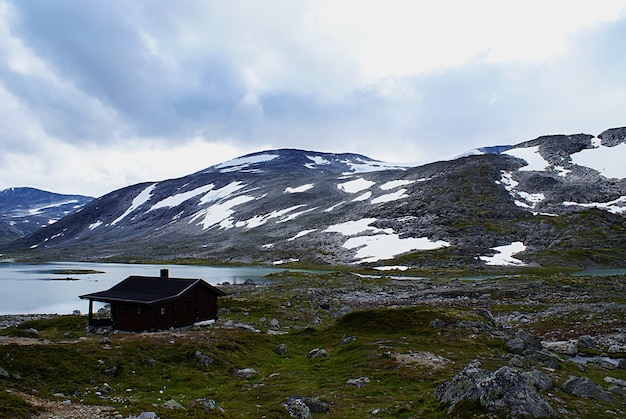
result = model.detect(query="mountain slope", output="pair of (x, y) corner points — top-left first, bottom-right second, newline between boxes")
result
(0, 188), (94, 245)
(3, 129), (626, 269)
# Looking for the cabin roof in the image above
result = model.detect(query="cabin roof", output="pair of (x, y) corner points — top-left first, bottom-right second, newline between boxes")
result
(79, 275), (226, 305)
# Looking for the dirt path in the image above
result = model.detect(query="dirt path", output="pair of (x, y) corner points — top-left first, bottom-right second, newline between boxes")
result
(7, 391), (118, 419)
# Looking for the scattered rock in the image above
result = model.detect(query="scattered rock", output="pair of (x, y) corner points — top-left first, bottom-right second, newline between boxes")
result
(306, 348), (328, 359)
(161, 399), (184, 409)
(525, 349), (563, 370)
(98, 383), (112, 395)
(346, 376), (370, 388)
(0, 367), (9, 379)
(25, 328), (39, 337)
(392, 351), (450, 369)
(431, 318), (446, 329)
(521, 369), (553, 392)
(269, 318), (281, 329)
(284, 396), (312, 419)
(577, 335), (596, 349)
(287, 395), (330, 414)
(103, 365), (119, 376)
(509, 354), (526, 368)
(506, 337), (527, 355)
(543, 340), (577, 355)
(136, 412), (158, 419)
(607, 344), (623, 354)
(195, 350), (213, 368)
(339, 335), (356, 346)
(561, 376), (611, 402)
(235, 368), (258, 379)
(273, 343), (287, 355)
(506, 332), (543, 355)
(191, 398), (224, 413)
(318, 299), (331, 310)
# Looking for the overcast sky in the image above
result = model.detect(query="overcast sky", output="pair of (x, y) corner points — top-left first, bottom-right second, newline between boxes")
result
(2, 1), (626, 197)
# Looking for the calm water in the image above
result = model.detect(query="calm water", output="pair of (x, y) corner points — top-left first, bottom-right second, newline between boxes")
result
(0, 262), (302, 315)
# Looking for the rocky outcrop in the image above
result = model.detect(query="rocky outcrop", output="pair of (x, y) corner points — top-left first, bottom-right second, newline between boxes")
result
(435, 362), (555, 418)
(598, 127), (626, 146)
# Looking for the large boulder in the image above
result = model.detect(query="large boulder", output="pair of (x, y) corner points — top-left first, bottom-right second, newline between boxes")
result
(561, 376), (611, 402)
(435, 362), (555, 418)
(284, 397), (312, 419)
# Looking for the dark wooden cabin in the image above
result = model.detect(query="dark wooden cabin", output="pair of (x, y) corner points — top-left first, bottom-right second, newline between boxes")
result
(79, 269), (226, 332)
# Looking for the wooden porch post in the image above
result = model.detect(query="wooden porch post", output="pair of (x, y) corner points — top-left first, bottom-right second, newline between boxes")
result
(88, 299), (93, 328)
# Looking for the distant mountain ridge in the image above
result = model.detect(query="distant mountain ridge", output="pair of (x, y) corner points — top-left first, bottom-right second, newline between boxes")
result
(0, 187), (93, 245)
(3, 127), (625, 269)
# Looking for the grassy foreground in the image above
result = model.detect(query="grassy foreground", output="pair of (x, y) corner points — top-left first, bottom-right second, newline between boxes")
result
(1, 271), (625, 418)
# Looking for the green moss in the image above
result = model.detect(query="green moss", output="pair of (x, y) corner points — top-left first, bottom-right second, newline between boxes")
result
(0, 391), (37, 419)
(11, 315), (87, 340)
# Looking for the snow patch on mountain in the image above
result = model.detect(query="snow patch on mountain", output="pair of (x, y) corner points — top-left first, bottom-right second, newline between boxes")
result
(497, 171), (545, 210)
(285, 184), (314, 193)
(199, 182), (246, 205)
(380, 180), (415, 190)
(324, 217), (448, 263)
(504, 146), (549, 171)
(288, 229), (317, 241)
(563, 196), (626, 214)
(149, 184), (215, 211)
(89, 221), (103, 230)
(190, 195), (257, 230)
(479, 242), (527, 266)
(571, 142), (626, 179)
(371, 189), (410, 204)
(111, 183), (157, 226)
(324, 218), (381, 235)
(324, 202), (344, 212)
(26, 200), (81, 216)
(338, 178), (375, 193)
(215, 153), (279, 172)
(344, 234), (450, 263)
(341, 158), (407, 174)
(353, 192), (372, 202)
(276, 206), (317, 223)
(237, 205), (308, 229)
(305, 155), (330, 166)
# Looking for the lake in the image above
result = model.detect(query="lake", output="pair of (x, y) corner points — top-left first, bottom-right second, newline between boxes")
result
(0, 262), (305, 315)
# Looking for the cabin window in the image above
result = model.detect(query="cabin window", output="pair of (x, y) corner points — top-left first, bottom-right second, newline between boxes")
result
(118, 305), (124, 314)
(136, 306), (141, 315)
(160, 306), (167, 315)
(182, 301), (191, 313)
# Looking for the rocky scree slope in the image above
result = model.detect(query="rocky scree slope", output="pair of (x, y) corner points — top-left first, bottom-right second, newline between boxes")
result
(0, 187), (93, 245)
(3, 128), (626, 268)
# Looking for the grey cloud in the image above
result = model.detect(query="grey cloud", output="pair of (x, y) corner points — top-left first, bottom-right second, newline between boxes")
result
(3, 0), (626, 163)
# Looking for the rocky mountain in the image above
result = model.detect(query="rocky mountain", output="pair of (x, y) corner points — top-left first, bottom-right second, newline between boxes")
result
(3, 128), (626, 269)
(0, 187), (93, 245)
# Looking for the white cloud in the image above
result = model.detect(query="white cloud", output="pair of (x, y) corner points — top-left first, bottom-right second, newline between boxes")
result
(1, 0), (626, 196)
